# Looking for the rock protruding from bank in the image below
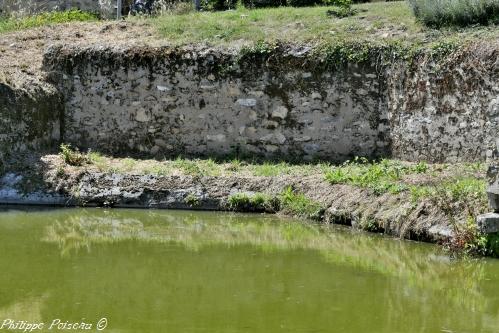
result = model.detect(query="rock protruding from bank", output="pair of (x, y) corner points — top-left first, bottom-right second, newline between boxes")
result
(478, 163), (499, 234)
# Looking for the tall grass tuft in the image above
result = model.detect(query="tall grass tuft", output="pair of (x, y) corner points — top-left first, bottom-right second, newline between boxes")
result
(407, 0), (499, 27)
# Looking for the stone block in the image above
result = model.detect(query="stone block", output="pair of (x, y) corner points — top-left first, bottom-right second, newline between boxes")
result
(487, 184), (499, 213)
(477, 213), (499, 234)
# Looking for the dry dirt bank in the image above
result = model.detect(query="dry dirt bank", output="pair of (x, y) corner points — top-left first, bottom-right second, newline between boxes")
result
(0, 21), (159, 88)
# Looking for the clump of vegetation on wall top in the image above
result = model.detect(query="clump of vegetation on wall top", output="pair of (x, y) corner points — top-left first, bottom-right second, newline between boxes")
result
(407, 0), (499, 27)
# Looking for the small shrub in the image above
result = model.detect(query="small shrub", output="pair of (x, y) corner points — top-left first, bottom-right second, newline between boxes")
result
(412, 161), (428, 174)
(407, 0), (499, 27)
(184, 194), (200, 207)
(60, 144), (88, 166)
(173, 157), (203, 176)
(56, 166), (66, 178)
(326, 6), (358, 18)
(121, 158), (138, 172)
(485, 233), (499, 257)
(324, 167), (351, 184)
(227, 158), (242, 172)
(172, 157), (221, 176)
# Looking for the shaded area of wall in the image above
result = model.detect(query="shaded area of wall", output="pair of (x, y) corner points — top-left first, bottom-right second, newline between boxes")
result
(0, 81), (62, 164)
(43, 45), (390, 162)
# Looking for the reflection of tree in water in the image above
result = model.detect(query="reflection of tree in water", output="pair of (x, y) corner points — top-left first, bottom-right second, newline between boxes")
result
(45, 211), (144, 257)
(42, 209), (490, 315)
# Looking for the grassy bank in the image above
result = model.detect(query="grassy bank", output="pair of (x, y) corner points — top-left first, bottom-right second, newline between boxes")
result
(2, 2), (496, 49)
(50, 146), (494, 255)
(60, 145), (488, 219)
(0, 10), (98, 34)
(153, 2), (420, 45)
(148, 1), (498, 48)
(3, 145), (494, 256)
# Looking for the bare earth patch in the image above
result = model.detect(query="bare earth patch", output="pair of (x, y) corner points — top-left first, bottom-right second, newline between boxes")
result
(0, 21), (160, 89)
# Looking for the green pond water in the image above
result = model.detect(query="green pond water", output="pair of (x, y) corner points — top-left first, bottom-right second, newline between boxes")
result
(1, 208), (499, 333)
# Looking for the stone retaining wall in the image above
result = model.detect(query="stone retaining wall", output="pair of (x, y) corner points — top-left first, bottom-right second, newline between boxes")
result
(44, 45), (391, 161)
(388, 43), (499, 162)
(4, 42), (497, 163)
(0, 81), (61, 163)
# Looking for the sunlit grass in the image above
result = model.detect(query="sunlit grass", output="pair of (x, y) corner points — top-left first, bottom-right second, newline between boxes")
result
(280, 186), (324, 219)
(0, 10), (98, 34)
(150, 2), (422, 45)
(145, 1), (499, 48)
(325, 158), (429, 195)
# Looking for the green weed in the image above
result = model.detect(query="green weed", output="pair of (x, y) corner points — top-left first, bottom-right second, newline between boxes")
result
(325, 158), (423, 195)
(227, 192), (278, 212)
(60, 144), (88, 166)
(252, 162), (291, 177)
(279, 186), (324, 220)
(184, 194), (200, 207)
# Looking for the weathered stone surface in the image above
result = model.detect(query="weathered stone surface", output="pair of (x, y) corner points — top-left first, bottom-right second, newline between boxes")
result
(271, 106), (288, 120)
(0, 81), (62, 161)
(487, 185), (499, 213)
(0, 42), (493, 164)
(388, 43), (499, 162)
(44, 45), (390, 161)
(477, 213), (499, 234)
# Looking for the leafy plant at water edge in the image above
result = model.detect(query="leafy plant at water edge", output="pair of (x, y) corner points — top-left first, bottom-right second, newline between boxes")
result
(484, 233), (499, 257)
(228, 192), (279, 212)
(279, 186), (324, 219)
(411, 178), (487, 255)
